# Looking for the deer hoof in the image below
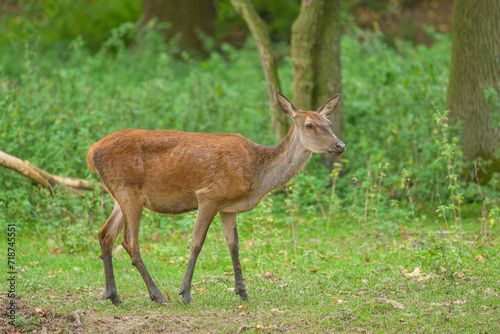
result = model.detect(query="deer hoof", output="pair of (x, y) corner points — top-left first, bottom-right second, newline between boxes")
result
(237, 289), (249, 301)
(107, 292), (122, 305)
(180, 292), (193, 304)
(150, 293), (167, 304)
(183, 294), (193, 304)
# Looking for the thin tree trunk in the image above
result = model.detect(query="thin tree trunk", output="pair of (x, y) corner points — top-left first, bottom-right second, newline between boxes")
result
(313, 0), (343, 142)
(292, 0), (343, 168)
(446, 0), (500, 182)
(291, 0), (323, 111)
(231, 0), (289, 140)
(141, 0), (215, 55)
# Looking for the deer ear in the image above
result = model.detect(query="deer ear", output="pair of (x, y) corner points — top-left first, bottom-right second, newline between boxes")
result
(316, 94), (340, 118)
(276, 91), (299, 117)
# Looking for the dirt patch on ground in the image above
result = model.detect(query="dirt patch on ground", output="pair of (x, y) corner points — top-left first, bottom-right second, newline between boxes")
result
(1, 298), (310, 333)
(1, 297), (73, 333)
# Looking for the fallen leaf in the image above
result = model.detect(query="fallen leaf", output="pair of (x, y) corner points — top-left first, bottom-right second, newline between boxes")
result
(317, 252), (325, 259)
(238, 305), (247, 310)
(48, 246), (62, 254)
(430, 300), (466, 307)
(376, 298), (404, 309)
(165, 288), (172, 301)
(86, 306), (97, 312)
(255, 272), (274, 279)
(388, 300), (405, 309)
(475, 255), (484, 263)
(256, 324), (264, 329)
(93, 319), (106, 326)
(309, 267), (320, 273)
(361, 279), (368, 283)
(44, 295), (61, 300)
(33, 261), (40, 265)
(298, 318), (305, 322)
(418, 274), (434, 282)
(34, 308), (47, 315)
(404, 267), (423, 278)
(223, 272), (234, 276)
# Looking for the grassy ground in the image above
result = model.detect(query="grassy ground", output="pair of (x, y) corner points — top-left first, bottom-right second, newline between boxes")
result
(2, 215), (499, 333)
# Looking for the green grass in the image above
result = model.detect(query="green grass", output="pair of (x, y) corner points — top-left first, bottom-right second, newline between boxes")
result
(4, 212), (499, 333)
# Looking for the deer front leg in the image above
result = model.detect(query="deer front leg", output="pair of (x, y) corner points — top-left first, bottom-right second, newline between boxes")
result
(179, 205), (218, 303)
(220, 211), (249, 301)
(120, 200), (167, 304)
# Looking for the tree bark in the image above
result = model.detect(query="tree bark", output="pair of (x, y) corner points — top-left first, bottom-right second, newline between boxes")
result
(141, 0), (215, 55)
(292, 0), (343, 167)
(0, 151), (105, 196)
(231, 0), (289, 140)
(446, 0), (500, 181)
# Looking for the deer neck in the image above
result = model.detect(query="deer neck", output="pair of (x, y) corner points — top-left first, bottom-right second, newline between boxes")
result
(255, 126), (312, 194)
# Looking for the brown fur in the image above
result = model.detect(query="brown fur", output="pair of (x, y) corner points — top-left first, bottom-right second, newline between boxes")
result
(88, 91), (345, 305)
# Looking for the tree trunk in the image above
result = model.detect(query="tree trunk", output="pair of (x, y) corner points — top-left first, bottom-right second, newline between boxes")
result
(446, 0), (500, 181)
(141, 0), (215, 55)
(292, 0), (343, 167)
(231, 0), (289, 140)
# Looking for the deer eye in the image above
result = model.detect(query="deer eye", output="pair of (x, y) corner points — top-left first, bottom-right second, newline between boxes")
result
(305, 124), (314, 130)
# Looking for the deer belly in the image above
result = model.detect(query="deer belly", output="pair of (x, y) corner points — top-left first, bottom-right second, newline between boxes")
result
(221, 194), (264, 213)
(143, 192), (198, 215)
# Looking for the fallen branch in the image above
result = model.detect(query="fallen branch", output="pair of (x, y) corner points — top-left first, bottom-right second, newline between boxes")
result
(0, 151), (105, 196)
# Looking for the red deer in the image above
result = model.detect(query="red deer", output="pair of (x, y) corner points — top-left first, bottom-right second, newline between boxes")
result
(87, 91), (345, 305)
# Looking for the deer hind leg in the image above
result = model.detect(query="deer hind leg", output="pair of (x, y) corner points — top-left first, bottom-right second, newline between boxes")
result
(219, 211), (249, 301)
(98, 201), (124, 305)
(179, 204), (218, 303)
(120, 198), (167, 304)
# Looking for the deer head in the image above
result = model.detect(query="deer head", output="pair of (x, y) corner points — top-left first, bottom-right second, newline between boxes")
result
(276, 91), (345, 155)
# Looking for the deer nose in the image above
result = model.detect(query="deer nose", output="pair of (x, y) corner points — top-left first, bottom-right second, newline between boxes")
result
(335, 141), (346, 152)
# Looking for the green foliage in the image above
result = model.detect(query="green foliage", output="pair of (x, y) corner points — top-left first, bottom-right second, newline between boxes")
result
(0, 0), (142, 52)
(215, 0), (301, 42)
